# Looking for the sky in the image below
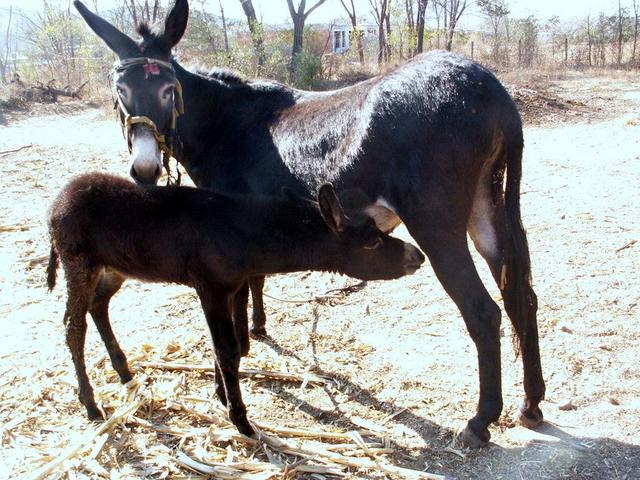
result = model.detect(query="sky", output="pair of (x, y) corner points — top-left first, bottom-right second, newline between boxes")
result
(216, 0), (621, 25)
(0, 0), (624, 25)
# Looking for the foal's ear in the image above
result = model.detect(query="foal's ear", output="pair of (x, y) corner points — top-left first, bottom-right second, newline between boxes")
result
(318, 184), (346, 234)
(161, 0), (189, 49)
(74, 1), (138, 59)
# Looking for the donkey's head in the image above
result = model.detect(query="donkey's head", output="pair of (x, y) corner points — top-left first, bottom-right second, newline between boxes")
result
(74, 0), (188, 184)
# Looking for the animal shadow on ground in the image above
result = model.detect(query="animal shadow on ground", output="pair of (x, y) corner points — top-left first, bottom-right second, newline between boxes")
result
(257, 333), (640, 479)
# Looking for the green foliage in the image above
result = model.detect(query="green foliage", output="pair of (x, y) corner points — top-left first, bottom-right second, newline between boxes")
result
(476, 0), (509, 19)
(180, 8), (223, 58)
(291, 49), (322, 89)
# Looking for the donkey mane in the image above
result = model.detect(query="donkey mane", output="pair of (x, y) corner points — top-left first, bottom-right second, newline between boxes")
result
(135, 21), (173, 53)
(206, 68), (248, 85)
(136, 23), (153, 37)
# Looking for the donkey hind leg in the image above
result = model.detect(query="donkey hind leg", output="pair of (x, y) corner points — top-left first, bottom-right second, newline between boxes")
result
(468, 167), (544, 428)
(63, 258), (102, 420)
(232, 281), (251, 357)
(249, 276), (267, 338)
(89, 270), (132, 384)
(404, 211), (503, 447)
(197, 286), (254, 437)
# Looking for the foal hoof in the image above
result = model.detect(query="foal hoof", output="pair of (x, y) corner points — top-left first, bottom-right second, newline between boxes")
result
(239, 343), (251, 358)
(86, 406), (104, 421)
(455, 424), (490, 448)
(231, 414), (255, 437)
(517, 403), (544, 428)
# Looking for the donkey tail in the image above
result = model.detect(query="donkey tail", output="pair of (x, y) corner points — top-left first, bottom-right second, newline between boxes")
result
(47, 244), (59, 292)
(503, 130), (538, 354)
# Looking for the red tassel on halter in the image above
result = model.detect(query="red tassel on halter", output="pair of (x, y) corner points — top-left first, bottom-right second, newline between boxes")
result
(143, 63), (160, 79)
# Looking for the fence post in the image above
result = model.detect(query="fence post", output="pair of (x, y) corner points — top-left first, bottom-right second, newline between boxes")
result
(564, 37), (568, 64)
(471, 41), (474, 60)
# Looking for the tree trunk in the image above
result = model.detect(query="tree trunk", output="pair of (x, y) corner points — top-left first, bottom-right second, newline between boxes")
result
(384, 7), (392, 61)
(369, 0), (389, 65)
(587, 15), (593, 67)
(1, 6), (13, 84)
(416, 0), (427, 54)
(433, 1), (441, 49)
(292, 16), (304, 58)
(618, 0), (624, 65)
(406, 0), (415, 38)
(287, 0), (328, 81)
(632, 1), (639, 64)
(340, 0), (365, 64)
(239, 0), (266, 72)
(128, 0), (138, 26)
(219, 0), (230, 54)
(152, 0), (159, 23)
(445, 0), (467, 51)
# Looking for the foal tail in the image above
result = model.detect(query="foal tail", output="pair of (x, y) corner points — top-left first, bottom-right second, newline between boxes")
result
(47, 244), (59, 292)
(502, 128), (538, 355)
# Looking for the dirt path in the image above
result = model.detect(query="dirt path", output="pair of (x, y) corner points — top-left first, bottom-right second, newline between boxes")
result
(1, 75), (639, 479)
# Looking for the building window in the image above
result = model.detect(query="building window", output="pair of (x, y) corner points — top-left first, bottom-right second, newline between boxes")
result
(333, 30), (347, 52)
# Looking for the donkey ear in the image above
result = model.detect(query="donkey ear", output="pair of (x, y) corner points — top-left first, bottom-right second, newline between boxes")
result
(161, 0), (189, 49)
(318, 183), (346, 234)
(74, 1), (138, 59)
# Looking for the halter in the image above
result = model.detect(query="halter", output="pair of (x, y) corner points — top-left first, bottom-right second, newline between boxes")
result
(110, 57), (185, 184)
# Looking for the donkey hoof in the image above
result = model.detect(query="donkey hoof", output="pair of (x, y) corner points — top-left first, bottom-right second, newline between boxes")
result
(517, 403), (544, 428)
(455, 423), (490, 448)
(249, 327), (269, 340)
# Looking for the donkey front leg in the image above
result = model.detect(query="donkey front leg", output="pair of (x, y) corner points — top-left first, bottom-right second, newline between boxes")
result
(197, 285), (254, 437)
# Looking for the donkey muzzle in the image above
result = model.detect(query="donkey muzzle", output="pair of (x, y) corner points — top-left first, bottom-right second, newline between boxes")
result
(129, 127), (162, 184)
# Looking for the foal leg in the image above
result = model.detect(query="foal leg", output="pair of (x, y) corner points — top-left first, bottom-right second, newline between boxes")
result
(468, 168), (545, 428)
(62, 258), (102, 419)
(404, 213), (503, 447)
(89, 270), (132, 384)
(197, 286), (254, 437)
(249, 276), (267, 338)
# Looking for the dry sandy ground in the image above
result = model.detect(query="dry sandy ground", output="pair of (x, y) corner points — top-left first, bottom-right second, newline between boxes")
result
(0, 74), (639, 479)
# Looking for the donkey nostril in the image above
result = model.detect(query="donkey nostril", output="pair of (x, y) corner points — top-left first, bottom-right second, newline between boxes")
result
(405, 247), (425, 271)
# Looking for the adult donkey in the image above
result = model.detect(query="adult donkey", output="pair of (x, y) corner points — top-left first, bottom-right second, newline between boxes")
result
(75, 0), (545, 446)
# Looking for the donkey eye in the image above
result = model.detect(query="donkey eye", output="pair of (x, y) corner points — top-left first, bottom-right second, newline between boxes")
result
(161, 86), (174, 99)
(364, 237), (383, 250)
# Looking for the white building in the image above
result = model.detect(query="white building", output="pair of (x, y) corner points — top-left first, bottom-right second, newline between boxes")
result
(330, 24), (378, 54)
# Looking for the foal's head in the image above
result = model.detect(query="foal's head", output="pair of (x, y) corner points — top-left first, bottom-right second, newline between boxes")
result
(74, 0), (188, 184)
(305, 185), (425, 280)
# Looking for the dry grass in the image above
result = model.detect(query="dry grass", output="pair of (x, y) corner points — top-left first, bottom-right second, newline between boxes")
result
(17, 343), (446, 480)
